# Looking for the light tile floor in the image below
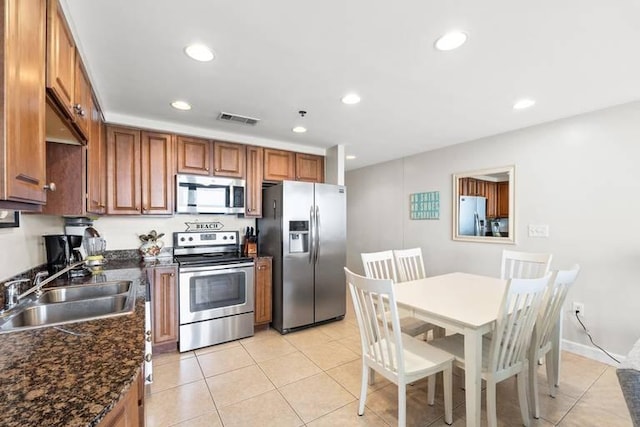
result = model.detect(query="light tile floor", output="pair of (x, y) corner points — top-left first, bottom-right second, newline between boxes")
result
(146, 307), (631, 427)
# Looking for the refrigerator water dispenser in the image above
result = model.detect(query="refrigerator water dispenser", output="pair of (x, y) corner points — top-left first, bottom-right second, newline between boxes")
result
(289, 221), (309, 253)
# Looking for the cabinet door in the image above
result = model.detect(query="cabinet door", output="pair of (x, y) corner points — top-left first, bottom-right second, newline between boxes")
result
(295, 153), (324, 183)
(214, 141), (245, 178)
(1, 0), (47, 205)
(42, 142), (85, 215)
(46, 0), (75, 118)
(176, 135), (211, 175)
(254, 257), (272, 325)
(245, 146), (263, 217)
(263, 148), (295, 182)
(97, 370), (141, 427)
(151, 266), (178, 351)
(87, 98), (106, 214)
(497, 182), (509, 217)
(106, 126), (141, 214)
(474, 179), (485, 197)
(485, 181), (497, 218)
(141, 131), (173, 215)
(72, 58), (90, 140)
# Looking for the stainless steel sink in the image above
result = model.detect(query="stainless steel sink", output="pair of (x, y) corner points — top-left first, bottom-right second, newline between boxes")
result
(37, 281), (131, 303)
(0, 281), (136, 333)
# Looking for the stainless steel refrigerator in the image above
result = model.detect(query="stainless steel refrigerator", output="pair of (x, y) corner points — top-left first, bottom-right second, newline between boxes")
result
(459, 196), (487, 236)
(258, 181), (346, 333)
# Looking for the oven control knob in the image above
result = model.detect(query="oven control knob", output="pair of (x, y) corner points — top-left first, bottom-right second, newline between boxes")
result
(180, 237), (185, 242)
(188, 237), (193, 241)
(229, 235), (234, 240)
(223, 236), (227, 240)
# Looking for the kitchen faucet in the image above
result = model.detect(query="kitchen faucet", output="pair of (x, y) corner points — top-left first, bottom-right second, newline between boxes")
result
(1, 261), (87, 311)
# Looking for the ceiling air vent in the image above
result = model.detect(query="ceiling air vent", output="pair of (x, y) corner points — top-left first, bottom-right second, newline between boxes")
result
(217, 112), (260, 126)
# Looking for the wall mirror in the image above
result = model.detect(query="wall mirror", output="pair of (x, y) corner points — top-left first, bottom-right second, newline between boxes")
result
(452, 165), (515, 243)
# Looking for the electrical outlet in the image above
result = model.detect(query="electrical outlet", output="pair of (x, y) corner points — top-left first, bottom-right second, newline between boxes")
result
(528, 224), (549, 238)
(572, 302), (585, 316)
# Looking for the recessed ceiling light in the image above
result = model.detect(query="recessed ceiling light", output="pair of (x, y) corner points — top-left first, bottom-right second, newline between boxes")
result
(346, 155), (356, 160)
(292, 126), (307, 133)
(513, 98), (536, 110)
(341, 93), (361, 105)
(434, 31), (468, 51)
(171, 100), (192, 111)
(184, 44), (215, 62)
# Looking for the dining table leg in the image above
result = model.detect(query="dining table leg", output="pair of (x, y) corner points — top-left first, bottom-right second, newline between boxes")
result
(464, 329), (483, 427)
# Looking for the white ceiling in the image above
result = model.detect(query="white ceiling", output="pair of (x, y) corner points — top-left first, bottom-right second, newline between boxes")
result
(62, 0), (640, 171)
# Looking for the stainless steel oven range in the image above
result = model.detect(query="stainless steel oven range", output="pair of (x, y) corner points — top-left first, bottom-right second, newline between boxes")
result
(174, 230), (255, 352)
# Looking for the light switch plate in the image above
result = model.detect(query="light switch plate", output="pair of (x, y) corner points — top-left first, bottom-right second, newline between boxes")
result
(528, 224), (549, 238)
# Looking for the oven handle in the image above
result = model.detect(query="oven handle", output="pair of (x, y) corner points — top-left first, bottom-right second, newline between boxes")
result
(178, 262), (256, 274)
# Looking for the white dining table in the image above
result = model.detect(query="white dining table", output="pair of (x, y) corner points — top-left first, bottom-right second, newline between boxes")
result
(394, 272), (508, 427)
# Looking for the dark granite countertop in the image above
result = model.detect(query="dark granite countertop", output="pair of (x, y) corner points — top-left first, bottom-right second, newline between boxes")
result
(0, 267), (146, 427)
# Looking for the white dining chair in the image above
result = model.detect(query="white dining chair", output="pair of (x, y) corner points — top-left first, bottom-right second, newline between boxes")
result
(529, 265), (580, 419)
(430, 273), (552, 427)
(362, 251), (436, 338)
(501, 250), (552, 279)
(394, 248), (446, 339)
(394, 247), (427, 282)
(345, 267), (454, 427)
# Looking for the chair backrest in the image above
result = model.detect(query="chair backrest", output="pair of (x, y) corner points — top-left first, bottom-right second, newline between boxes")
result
(345, 267), (405, 376)
(361, 250), (398, 282)
(500, 250), (552, 279)
(488, 273), (551, 374)
(394, 247), (426, 282)
(534, 265), (581, 351)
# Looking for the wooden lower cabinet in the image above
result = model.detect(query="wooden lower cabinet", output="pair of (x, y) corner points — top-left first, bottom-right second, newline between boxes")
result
(254, 257), (272, 325)
(98, 368), (144, 427)
(149, 265), (178, 353)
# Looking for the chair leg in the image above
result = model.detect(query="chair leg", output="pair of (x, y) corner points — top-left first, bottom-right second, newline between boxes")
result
(545, 351), (557, 398)
(443, 366), (453, 425)
(358, 363), (369, 416)
(486, 379), (497, 427)
(368, 367), (376, 385)
(427, 374), (436, 405)
(517, 371), (531, 427)
(529, 353), (540, 419)
(398, 382), (407, 427)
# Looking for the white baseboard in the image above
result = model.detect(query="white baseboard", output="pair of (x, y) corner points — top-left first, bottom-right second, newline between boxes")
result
(562, 339), (624, 367)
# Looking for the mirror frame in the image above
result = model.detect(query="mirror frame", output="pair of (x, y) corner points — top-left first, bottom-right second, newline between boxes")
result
(452, 165), (515, 244)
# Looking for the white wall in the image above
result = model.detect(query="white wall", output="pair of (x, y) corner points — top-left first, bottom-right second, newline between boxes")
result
(0, 213), (254, 281)
(346, 101), (640, 361)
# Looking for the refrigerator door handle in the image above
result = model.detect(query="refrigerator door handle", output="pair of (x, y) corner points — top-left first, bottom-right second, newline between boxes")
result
(309, 205), (315, 263)
(314, 205), (320, 264)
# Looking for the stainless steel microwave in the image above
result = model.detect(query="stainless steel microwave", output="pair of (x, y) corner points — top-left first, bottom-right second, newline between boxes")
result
(176, 174), (245, 214)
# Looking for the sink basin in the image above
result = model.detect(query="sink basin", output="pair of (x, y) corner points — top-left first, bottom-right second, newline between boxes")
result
(37, 281), (131, 303)
(0, 281), (136, 333)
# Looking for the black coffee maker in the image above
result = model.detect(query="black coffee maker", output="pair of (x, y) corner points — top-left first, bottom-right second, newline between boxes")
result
(44, 234), (86, 276)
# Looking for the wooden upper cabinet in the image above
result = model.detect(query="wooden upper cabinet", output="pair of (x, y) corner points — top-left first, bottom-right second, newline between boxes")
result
(214, 141), (245, 178)
(141, 131), (174, 215)
(72, 58), (91, 139)
(0, 0), (47, 206)
(106, 126), (141, 215)
(87, 97), (106, 214)
(295, 153), (324, 183)
(176, 135), (211, 175)
(497, 181), (509, 218)
(245, 146), (263, 217)
(485, 181), (497, 218)
(263, 148), (295, 182)
(46, 0), (75, 118)
(42, 142), (85, 216)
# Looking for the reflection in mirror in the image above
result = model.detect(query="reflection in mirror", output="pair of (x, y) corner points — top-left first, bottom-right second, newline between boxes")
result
(452, 166), (515, 243)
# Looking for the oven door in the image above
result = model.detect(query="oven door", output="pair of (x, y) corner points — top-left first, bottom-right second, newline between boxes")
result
(178, 262), (255, 325)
